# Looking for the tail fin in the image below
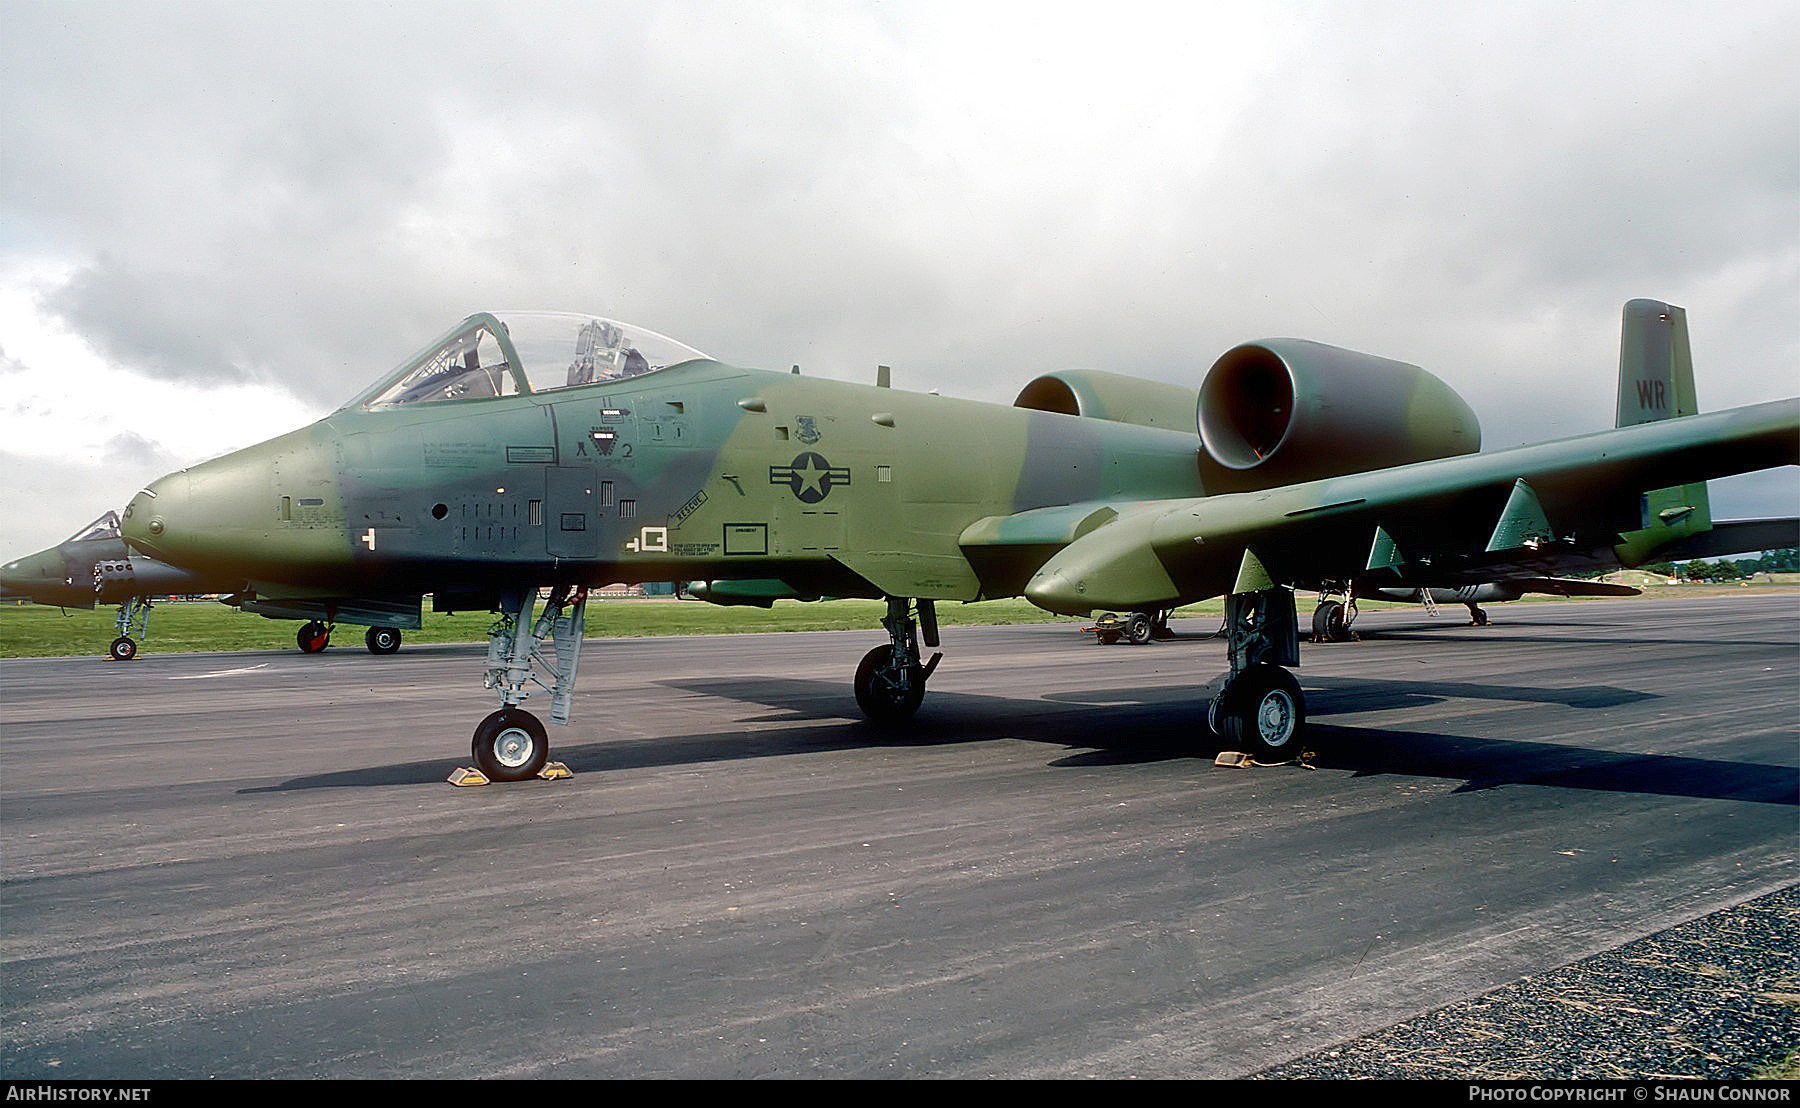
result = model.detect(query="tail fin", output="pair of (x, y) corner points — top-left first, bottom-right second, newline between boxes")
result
(1617, 298), (1698, 426)
(1613, 298), (1711, 564)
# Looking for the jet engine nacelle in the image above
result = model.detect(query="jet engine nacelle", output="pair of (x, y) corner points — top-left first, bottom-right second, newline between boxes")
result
(1013, 369), (1201, 434)
(1197, 339), (1480, 491)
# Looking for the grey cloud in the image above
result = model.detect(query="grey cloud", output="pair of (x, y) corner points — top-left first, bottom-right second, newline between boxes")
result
(1, 0), (1794, 473)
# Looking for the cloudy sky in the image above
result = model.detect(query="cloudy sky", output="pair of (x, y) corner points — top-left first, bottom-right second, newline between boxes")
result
(2, 0), (1795, 561)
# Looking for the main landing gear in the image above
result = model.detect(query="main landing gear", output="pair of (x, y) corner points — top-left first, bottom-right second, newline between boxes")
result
(1311, 584), (1357, 643)
(365, 625), (403, 654)
(297, 620), (331, 653)
(103, 600), (402, 660)
(472, 585), (587, 781)
(1209, 587), (1307, 762)
(854, 597), (943, 723)
(293, 620), (404, 654)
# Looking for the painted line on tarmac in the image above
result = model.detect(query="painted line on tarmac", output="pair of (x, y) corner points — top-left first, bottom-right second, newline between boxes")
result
(169, 663), (272, 680)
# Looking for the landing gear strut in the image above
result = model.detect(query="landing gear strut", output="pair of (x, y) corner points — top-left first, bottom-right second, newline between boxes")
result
(474, 586), (587, 781)
(109, 596), (153, 661)
(1210, 587), (1307, 761)
(854, 597), (942, 723)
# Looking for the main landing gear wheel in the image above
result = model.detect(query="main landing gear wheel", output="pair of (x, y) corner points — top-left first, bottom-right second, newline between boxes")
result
(472, 708), (549, 782)
(855, 644), (925, 724)
(109, 636), (138, 661)
(1125, 611), (1154, 645)
(365, 626), (402, 654)
(1312, 600), (1352, 642)
(1212, 663), (1306, 762)
(297, 621), (331, 653)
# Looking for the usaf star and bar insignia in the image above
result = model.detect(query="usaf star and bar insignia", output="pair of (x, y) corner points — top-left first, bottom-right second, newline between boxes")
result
(770, 451), (850, 504)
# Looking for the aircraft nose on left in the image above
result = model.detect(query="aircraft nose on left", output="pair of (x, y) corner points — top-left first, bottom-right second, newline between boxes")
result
(0, 547), (86, 605)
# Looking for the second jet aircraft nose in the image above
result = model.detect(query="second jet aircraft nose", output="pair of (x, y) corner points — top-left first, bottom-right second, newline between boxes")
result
(0, 547), (87, 606)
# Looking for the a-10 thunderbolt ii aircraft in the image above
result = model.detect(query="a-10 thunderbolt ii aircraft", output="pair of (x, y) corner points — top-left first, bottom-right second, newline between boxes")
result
(0, 510), (410, 658)
(1, 511), (226, 659)
(118, 299), (1798, 780)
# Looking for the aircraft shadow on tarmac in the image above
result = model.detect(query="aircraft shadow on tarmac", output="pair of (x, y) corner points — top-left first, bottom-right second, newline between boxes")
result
(1350, 626), (1799, 650)
(1293, 724), (1798, 805)
(243, 672), (1795, 806)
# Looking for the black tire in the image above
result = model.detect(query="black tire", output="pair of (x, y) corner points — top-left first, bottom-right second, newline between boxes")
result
(471, 708), (549, 782)
(1215, 664), (1306, 762)
(854, 645), (925, 723)
(1097, 631), (1121, 645)
(365, 626), (402, 655)
(1469, 606), (1489, 626)
(109, 636), (138, 661)
(297, 621), (330, 653)
(1126, 612), (1153, 645)
(1314, 600), (1351, 642)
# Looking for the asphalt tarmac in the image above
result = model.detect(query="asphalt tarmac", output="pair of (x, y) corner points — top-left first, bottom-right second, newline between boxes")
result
(1, 593), (1794, 1079)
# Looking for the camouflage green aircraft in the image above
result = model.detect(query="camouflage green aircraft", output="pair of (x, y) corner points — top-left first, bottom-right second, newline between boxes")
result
(0, 510), (408, 658)
(1, 511), (223, 659)
(118, 300), (1797, 778)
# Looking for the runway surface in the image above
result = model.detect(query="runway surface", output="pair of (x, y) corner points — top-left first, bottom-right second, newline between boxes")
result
(2, 592), (1795, 1079)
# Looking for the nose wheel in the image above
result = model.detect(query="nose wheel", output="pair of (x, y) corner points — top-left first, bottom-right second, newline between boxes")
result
(472, 708), (550, 782)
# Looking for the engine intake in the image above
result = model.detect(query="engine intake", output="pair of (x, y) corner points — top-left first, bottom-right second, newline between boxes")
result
(1198, 339), (1479, 489)
(1014, 369), (1200, 433)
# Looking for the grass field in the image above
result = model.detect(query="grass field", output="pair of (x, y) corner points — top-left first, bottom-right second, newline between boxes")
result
(0, 596), (1213, 658)
(2, 582), (1790, 659)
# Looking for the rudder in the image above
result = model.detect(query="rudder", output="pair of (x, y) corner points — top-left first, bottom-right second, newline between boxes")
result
(1616, 298), (1698, 427)
(1613, 298), (1711, 564)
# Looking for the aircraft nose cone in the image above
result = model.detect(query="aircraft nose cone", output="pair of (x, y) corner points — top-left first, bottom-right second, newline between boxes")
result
(0, 550), (55, 594)
(121, 475), (185, 560)
(0, 547), (88, 606)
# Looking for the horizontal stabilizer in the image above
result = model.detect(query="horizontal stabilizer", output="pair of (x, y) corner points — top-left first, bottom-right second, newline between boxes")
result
(1644, 517), (1800, 562)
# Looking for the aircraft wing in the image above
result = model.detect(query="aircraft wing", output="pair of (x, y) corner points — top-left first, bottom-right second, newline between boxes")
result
(1014, 397), (1798, 614)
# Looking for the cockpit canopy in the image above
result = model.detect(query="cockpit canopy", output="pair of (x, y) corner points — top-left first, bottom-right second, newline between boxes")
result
(64, 511), (123, 545)
(351, 312), (710, 411)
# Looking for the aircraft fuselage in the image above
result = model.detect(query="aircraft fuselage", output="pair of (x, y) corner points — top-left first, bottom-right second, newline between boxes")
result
(123, 360), (1208, 602)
